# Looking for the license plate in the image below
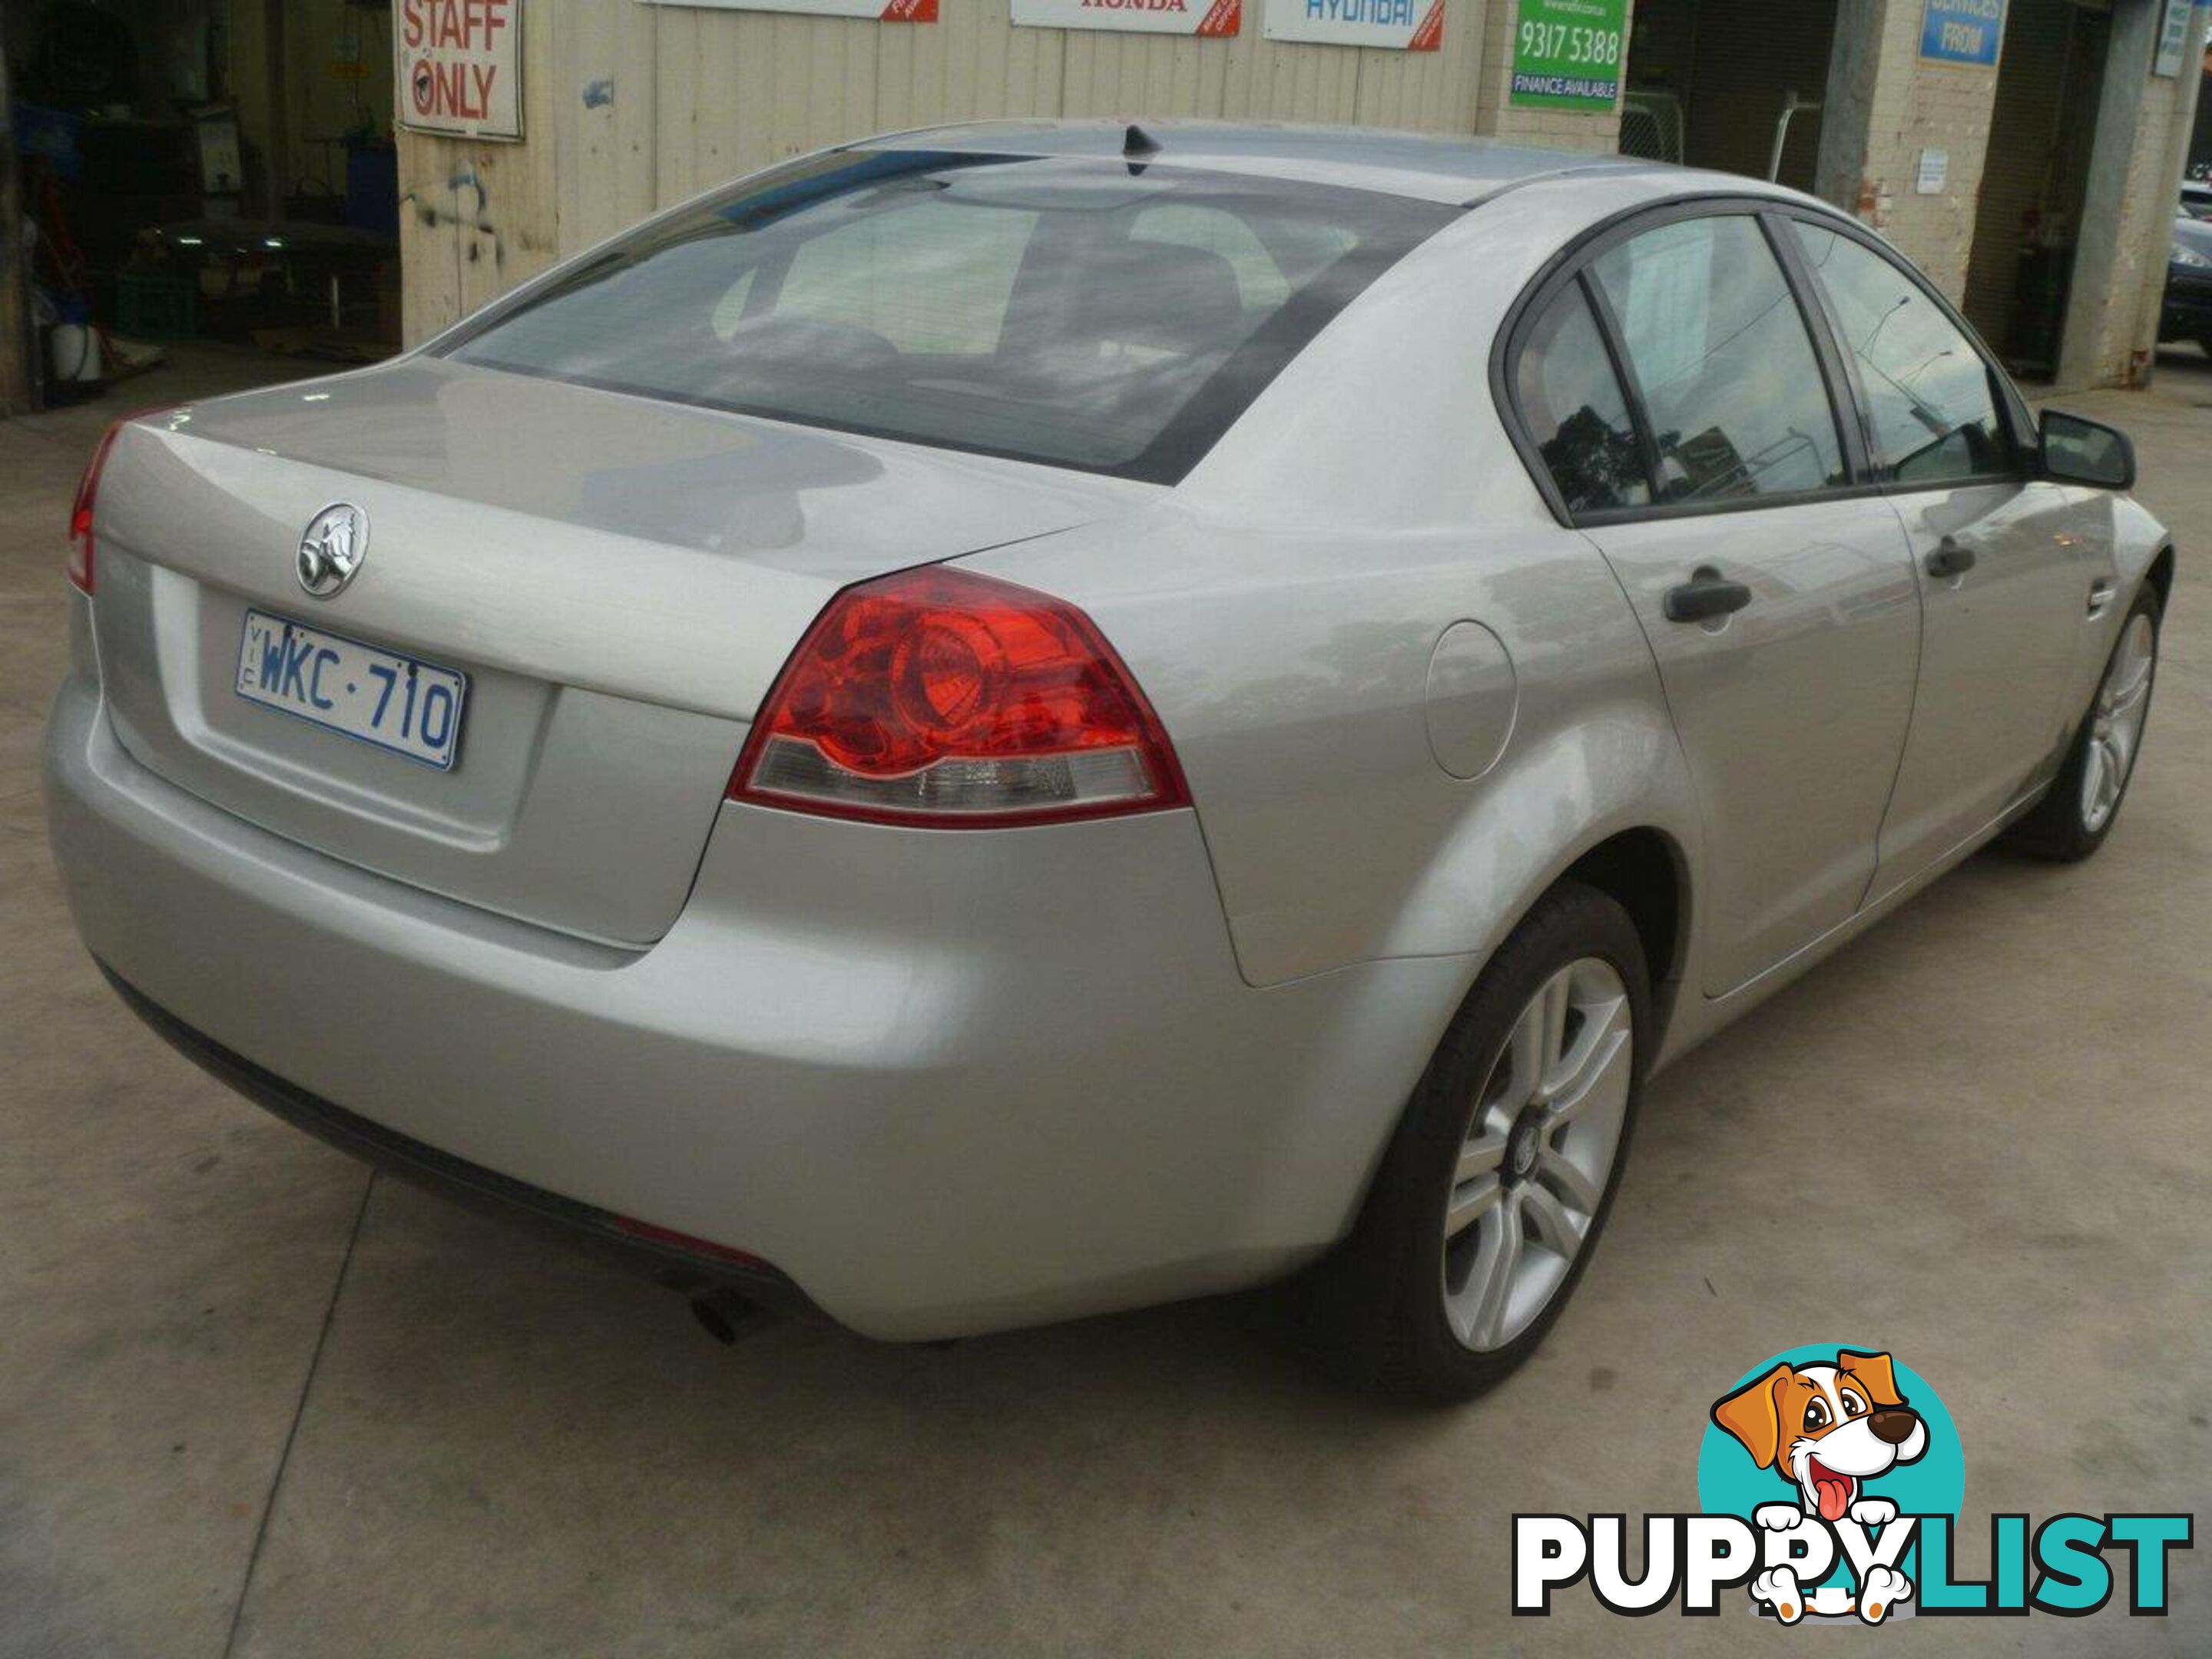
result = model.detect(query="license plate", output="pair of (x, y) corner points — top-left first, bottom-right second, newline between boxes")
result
(235, 608), (468, 770)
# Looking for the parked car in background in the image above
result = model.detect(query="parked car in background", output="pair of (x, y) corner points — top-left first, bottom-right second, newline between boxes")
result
(46, 123), (2171, 1400)
(2161, 209), (2212, 355)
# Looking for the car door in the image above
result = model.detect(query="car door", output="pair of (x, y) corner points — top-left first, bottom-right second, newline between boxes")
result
(1510, 209), (1922, 996)
(1786, 220), (2101, 900)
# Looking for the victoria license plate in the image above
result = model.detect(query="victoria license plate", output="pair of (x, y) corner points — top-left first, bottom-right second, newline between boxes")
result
(234, 608), (468, 770)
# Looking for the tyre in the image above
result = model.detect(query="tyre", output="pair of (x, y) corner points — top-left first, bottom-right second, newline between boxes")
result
(1308, 880), (1649, 1403)
(2002, 584), (2161, 863)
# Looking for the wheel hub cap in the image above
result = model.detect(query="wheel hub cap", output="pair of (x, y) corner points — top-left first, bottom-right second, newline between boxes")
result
(1505, 1115), (1542, 1182)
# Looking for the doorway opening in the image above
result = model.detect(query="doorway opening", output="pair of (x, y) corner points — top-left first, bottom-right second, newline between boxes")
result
(1622, 0), (1841, 191)
(1962, 0), (2112, 381)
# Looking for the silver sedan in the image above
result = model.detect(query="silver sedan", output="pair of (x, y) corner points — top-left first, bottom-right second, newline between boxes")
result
(45, 121), (2168, 1400)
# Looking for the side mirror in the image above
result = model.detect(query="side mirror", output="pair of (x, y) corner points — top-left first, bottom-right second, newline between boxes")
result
(2040, 409), (2135, 490)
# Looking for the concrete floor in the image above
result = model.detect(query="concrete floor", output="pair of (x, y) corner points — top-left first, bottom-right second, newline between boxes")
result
(2, 343), (2207, 1657)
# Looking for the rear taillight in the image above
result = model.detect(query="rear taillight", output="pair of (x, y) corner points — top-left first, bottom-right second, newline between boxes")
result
(68, 408), (175, 595)
(730, 566), (1188, 827)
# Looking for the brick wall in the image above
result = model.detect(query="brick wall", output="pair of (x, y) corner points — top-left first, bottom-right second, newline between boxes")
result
(1848, 2), (2005, 301)
(1804, 0), (2199, 389)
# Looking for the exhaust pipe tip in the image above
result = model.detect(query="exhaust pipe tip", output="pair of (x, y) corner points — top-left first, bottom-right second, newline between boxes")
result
(690, 1289), (770, 1346)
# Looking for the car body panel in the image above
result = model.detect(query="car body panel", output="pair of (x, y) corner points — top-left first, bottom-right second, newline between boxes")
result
(148, 358), (1155, 591)
(968, 506), (1701, 994)
(1583, 497), (1920, 995)
(47, 647), (1473, 1338)
(671, 116), (1660, 208)
(959, 173), (1709, 992)
(90, 545), (746, 946)
(88, 369), (1151, 942)
(1869, 478), (2110, 902)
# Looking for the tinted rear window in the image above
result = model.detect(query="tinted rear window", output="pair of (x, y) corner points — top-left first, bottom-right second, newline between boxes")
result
(440, 151), (1451, 483)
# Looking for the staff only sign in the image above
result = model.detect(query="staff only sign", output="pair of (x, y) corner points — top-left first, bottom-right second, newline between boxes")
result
(1012, 0), (1240, 37)
(1263, 0), (1442, 52)
(397, 0), (521, 141)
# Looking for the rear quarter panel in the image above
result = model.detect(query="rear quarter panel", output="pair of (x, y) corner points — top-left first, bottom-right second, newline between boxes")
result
(967, 176), (1706, 998)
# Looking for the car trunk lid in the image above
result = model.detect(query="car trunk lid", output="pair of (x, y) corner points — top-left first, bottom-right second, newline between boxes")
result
(88, 360), (1151, 945)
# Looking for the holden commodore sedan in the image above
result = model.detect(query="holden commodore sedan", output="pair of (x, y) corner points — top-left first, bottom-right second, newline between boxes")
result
(46, 122), (2167, 1400)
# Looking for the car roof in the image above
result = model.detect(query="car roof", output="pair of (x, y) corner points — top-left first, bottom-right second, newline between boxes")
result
(853, 118), (1670, 207)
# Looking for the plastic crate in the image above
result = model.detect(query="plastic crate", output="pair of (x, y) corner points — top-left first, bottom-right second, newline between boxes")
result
(115, 272), (197, 341)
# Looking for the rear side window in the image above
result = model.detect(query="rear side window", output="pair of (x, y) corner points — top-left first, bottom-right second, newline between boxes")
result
(1591, 216), (1846, 502)
(1514, 283), (1651, 514)
(1791, 223), (2015, 485)
(442, 151), (1450, 484)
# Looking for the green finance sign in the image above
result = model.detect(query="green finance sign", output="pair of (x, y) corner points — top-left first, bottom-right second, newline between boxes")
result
(1509, 0), (1628, 111)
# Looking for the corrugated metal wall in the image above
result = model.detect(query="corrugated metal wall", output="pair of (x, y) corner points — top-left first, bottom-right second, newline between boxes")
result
(399, 0), (1498, 343)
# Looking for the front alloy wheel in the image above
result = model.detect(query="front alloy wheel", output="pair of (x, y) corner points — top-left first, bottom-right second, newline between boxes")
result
(2005, 583), (2161, 863)
(2080, 610), (2154, 834)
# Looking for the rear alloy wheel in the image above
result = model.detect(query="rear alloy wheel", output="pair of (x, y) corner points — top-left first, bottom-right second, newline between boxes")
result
(2005, 586), (2161, 862)
(1309, 881), (1648, 1402)
(1442, 958), (1633, 1352)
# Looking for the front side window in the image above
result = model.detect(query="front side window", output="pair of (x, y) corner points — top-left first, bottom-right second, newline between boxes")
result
(1792, 222), (2014, 485)
(1515, 283), (1651, 514)
(443, 151), (1450, 483)
(1591, 216), (1846, 502)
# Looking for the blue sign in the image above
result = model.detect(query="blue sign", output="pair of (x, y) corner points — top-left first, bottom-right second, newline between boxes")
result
(1919, 0), (2005, 65)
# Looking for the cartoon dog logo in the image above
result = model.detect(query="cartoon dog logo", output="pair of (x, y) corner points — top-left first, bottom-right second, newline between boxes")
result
(1711, 1349), (1928, 1624)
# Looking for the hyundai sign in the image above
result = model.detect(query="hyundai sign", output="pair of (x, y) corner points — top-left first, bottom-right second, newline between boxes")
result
(1919, 0), (2006, 67)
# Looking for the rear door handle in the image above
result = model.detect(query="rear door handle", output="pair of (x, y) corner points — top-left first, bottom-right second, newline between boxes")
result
(1926, 538), (1977, 579)
(1663, 566), (1753, 624)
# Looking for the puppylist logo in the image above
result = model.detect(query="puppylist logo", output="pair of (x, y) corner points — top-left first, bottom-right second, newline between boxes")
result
(1515, 1344), (2193, 1624)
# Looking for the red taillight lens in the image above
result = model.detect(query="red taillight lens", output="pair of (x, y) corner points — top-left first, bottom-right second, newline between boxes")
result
(730, 566), (1188, 827)
(68, 408), (176, 595)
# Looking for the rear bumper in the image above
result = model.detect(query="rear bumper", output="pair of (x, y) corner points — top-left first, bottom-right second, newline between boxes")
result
(98, 965), (819, 1316)
(45, 665), (1468, 1339)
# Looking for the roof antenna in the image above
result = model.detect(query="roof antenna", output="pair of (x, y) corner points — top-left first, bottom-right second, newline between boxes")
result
(1122, 122), (1162, 171)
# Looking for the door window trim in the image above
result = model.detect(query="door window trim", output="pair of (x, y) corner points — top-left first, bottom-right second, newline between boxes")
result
(1772, 207), (2038, 494)
(1492, 192), (2036, 529)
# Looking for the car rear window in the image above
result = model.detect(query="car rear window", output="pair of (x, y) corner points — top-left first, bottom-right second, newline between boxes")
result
(440, 151), (1451, 484)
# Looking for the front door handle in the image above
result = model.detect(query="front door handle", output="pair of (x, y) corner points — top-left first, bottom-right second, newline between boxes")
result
(1926, 537), (1977, 579)
(1664, 566), (1753, 624)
